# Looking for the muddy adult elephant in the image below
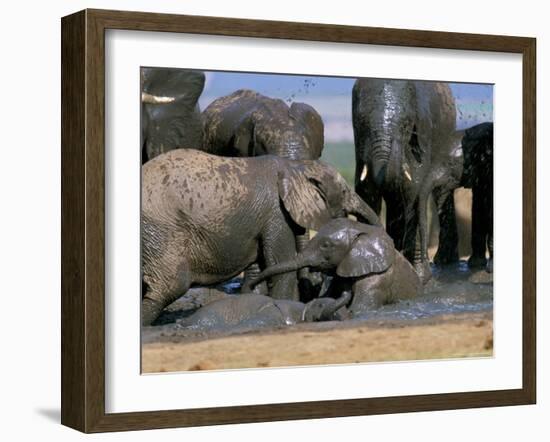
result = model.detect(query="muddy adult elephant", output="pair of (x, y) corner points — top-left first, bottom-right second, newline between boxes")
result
(141, 68), (205, 163)
(202, 89), (324, 160)
(245, 218), (421, 316)
(202, 89), (326, 294)
(352, 78), (463, 283)
(177, 292), (351, 331)
(141, 149), (380, 325)
(461, 122), (493, 272)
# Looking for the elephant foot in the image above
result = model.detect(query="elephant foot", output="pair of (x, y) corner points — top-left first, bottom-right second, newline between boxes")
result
(414, 260), (432, 285)
(468, 254), (487, 269)
(251, 281), (268, 296)
(433, 249), (459, 266)
(141, 298), (165, 326)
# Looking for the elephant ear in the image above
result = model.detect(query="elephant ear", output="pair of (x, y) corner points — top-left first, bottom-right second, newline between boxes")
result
(278, 165), (332, 230)
(336, 231), (396, 277)
(289, 103), (325, 159)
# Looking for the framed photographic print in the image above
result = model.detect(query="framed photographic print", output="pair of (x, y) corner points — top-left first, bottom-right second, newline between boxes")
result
(61, 9), (536, 433)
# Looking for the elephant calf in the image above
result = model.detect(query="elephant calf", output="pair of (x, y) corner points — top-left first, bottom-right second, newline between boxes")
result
(177, 292), (351, 331)
(244, 218), (422, 316)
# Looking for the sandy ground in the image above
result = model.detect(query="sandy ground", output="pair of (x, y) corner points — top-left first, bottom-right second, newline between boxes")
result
(142, 311), (492, 372)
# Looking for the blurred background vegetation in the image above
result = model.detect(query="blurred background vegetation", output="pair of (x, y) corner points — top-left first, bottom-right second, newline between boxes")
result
(321, 142), (355, 186)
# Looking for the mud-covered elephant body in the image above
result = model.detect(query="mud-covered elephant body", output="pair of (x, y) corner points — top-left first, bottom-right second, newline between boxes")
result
(141, 149), (380, 325)
(141, 68), (205, 163)
(353, 79), (463, 282)
(245, 219), (422, 316)
(177, 292), (351, 331)
(202, 89), (324, 160)
(461, 122), (493, 271)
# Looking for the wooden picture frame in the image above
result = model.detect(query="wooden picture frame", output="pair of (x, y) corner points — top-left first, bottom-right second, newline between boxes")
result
(61, 8), (536, 433)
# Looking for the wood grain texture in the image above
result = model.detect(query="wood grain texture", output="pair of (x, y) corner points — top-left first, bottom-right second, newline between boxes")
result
(61, 10), (86, 431)
(60, 8), (537, 433)
(522, 38), (536, 403)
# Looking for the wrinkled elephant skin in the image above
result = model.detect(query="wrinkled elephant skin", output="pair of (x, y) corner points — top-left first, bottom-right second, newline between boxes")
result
(176, 292), (352, 331)
(353, 79), (463, 283)
(141, 149), (380, 325)
(245, 218), (422, 316)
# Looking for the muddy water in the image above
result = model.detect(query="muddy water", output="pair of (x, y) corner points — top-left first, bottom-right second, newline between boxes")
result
(142, 261), (492, 344)
(354, 262), (493, 323)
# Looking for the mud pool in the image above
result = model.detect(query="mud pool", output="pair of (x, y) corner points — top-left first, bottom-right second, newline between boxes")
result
(142, 261), (493, 345)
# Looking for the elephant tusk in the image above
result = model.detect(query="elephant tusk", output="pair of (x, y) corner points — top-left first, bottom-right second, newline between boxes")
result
(360, 165), (368, 182)
(403, 164), (412, 182)
(141, 92), (176, 104)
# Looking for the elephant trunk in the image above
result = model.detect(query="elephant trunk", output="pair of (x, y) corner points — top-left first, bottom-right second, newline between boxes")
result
(320, 291), (352, 320)
(349, 192), (382, 227)
(384, 137), (405, 191)
(369, 137), (392, 186)
(243, 254), (313, 292)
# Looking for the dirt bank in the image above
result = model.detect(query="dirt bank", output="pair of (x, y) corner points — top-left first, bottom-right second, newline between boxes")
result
(142, 311), (492, 373)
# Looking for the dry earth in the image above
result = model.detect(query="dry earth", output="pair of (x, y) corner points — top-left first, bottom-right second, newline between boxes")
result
(142, 311), (492, 373)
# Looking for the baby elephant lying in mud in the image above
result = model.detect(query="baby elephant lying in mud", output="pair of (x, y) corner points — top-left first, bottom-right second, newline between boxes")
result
(177, 292), (351, 331)
(244, 218), (422, 316)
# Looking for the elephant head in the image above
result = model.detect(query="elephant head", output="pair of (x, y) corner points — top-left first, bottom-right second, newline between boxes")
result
(302, 291), (352, 322)
(141, 68), (205, 163)
(353, 79), (423, 192)
(244, 218), (395, 290)
(278, 160), (382, 229)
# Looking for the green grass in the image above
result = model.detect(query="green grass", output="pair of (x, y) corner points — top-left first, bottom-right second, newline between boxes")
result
(321, 142), (356, 186)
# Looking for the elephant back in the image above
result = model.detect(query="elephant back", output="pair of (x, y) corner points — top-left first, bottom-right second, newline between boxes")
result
(202, 89), (324, 160)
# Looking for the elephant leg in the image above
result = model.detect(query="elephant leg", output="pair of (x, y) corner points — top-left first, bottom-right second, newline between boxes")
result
(242, 263), (268, 295)
(262, 223), (300, 301)
(296, 232), (309, 278)
(433, 188), (459, 265)
(296, 231), (324, 302)
(142, 257), (191, 326)
(468, 186), (488, 268)
(485, 189), (494, 273)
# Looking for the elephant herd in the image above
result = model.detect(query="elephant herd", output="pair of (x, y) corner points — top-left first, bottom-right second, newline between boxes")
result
(140, 67), (494, 328)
